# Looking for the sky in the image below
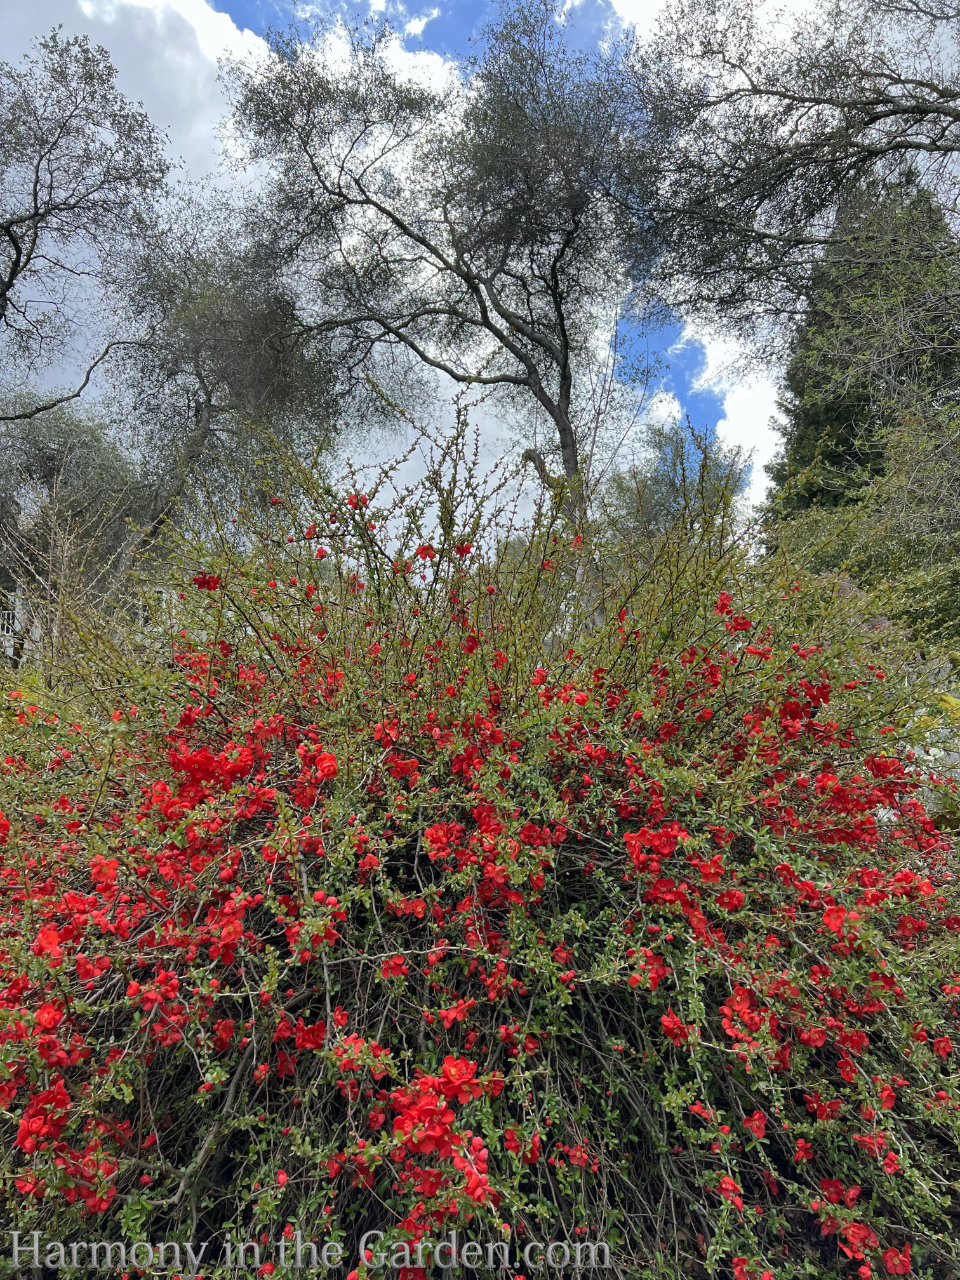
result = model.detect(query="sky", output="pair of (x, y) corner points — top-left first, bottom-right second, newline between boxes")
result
(1, 0), (785, 507)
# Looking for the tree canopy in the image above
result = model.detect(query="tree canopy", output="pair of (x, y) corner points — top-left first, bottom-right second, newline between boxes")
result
(0, 27), (168, 404)
(224, 0), (672, 523)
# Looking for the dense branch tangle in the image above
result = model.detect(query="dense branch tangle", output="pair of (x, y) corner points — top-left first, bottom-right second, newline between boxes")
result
(225, 1), (665, 528)
(0, 27), (167, 387)
(640, 0), (960, 337)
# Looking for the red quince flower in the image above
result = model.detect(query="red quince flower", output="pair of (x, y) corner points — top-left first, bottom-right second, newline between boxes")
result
(823, 906), (847, 934)
(716, 889), (745, 912)
(661, 1009), (691, 1044)
(743, 1110), (766, 1140)
(715, 1175), (743, 1210)
(882, 1244), (911, 1275)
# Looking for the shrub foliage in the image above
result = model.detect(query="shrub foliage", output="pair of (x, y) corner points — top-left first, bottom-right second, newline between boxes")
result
(2, 466), (960, 1280)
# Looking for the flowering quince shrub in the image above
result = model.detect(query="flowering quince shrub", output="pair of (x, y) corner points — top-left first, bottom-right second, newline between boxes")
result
(3, 462), (960, 1280)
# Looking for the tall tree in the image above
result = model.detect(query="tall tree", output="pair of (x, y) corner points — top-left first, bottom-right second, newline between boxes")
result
(768, 181), (960, 512)
(605, 419), (747, 540)
(0, 27), (168, 413)
(0, 398), (147, 671)
(224, 0), (671, 526)
(760, 180), (960, 639)
(109, 194), (353, 528)
(637, 0), (960, 346)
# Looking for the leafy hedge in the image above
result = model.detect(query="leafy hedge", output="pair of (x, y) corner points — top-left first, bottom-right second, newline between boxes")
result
(2, 475), (960, 1280)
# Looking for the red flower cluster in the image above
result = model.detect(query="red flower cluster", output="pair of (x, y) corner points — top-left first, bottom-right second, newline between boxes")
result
(2, 548), (958, 1278)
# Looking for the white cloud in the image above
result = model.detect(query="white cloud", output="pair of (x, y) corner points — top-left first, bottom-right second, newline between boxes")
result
(3, 0), (267, 180)
(605, 0), (819, 43)
(642, 388), (683, 430)
(675, 323), (784, 509)
(404, 6), (441, 36)
(294, 13), (458, 94)
(76, 0), (263, 64)
(715, 376), (783, 508)
(604, 0), (665, 35)
(381, 35), (458, 90)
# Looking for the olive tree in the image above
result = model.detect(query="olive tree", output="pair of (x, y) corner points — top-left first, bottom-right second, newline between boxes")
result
(224, 0), (672, 526)
(0, 27), (168, 414)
